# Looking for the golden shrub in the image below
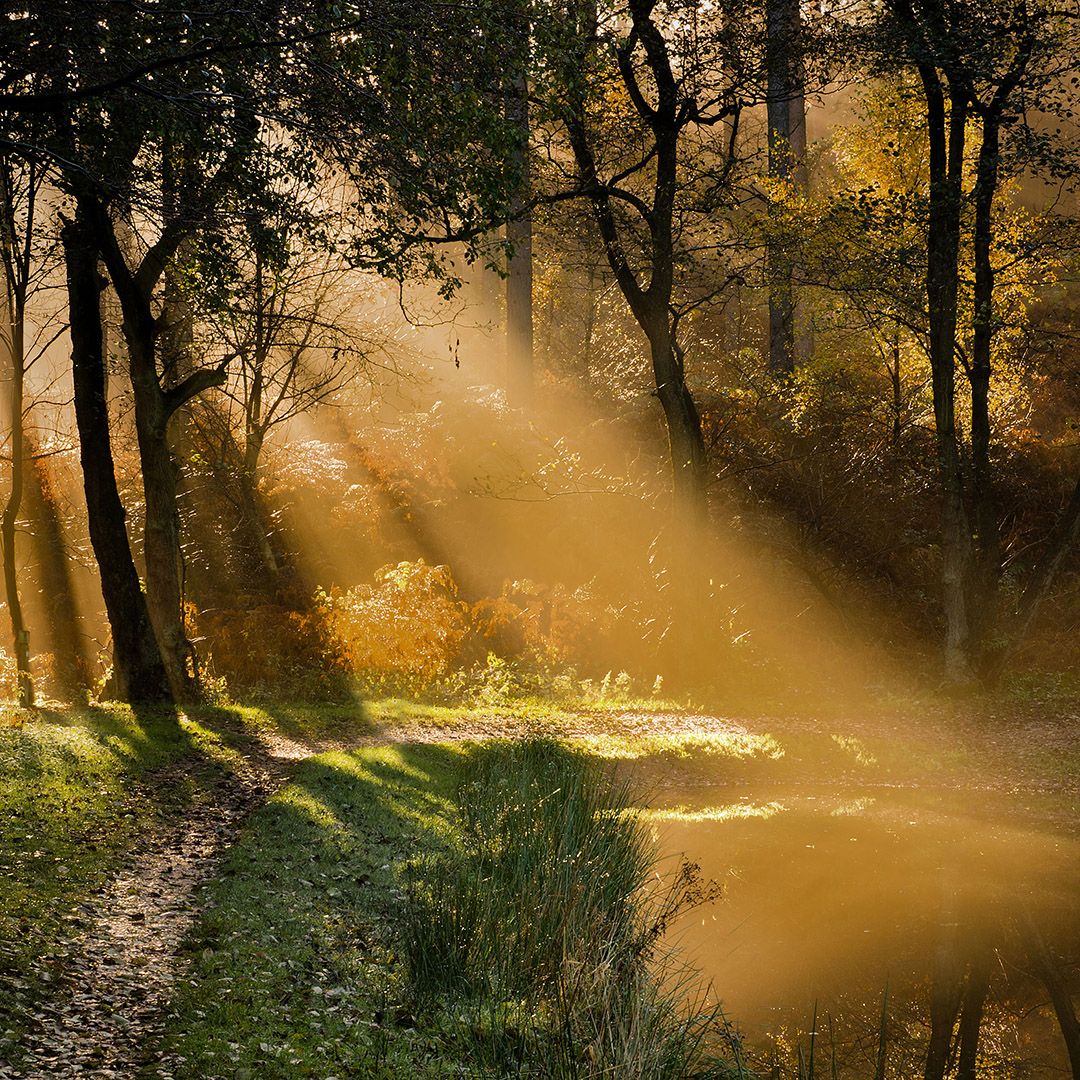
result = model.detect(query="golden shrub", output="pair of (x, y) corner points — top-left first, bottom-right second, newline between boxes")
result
(319, 560), (468, 681)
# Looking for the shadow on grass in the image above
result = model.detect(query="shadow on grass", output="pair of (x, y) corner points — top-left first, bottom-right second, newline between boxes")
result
(162, 740), (468, 1079)
(0, 701), (205, 1053)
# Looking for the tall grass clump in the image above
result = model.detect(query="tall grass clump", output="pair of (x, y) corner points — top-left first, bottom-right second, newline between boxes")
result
(404, 739), (745, 1078)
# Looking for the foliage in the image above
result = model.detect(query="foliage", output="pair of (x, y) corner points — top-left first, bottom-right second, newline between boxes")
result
(319, 561), (470, 683)
(201, 556), (671, 705)
(200, 604), (352, 701)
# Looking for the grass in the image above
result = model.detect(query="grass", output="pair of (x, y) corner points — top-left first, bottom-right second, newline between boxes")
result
(0, 704), (215, 1051)
(404, 739), (737, 1078)
(7, 691), (1077, 1077)
(160, 742), (467, 1078)
(162, 739), (742, 1078)
(0, 698), (377, 1062)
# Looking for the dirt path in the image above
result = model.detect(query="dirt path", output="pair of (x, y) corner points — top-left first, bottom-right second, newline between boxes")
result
(5, 731), (315, 1080)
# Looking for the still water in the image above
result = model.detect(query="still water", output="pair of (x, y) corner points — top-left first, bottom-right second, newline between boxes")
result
(647, 783), (1080, 1077)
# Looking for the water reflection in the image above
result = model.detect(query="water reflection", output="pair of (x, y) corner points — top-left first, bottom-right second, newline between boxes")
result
(647, 787), (1080, 1078)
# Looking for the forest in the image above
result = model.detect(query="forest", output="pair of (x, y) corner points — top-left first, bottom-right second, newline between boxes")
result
(1, 0), (1080, 1076)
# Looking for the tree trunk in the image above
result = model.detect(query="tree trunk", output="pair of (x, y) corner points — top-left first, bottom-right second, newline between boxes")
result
(1027, 924), (1080, 1080)
(582, 264), (598, 385)
(2, 279), (32, 705)
(563, 2), (708, 528)
(967, 114), (1002, 676)
(62, 214), (171, 704)
(23, 446), (93, 697)
(504, 7), (533, 407)
(924, 879), (963, 1080)
(889, 332), (903, 443)
(82, 186), (210, 703)
(240, 427), (282, 580)
(956, 950), (992, 1080)
(921, 73), (975, 687)
(766, 0), (808, 376)
(645, 311), (707, 524)
(128, 329), (196, 701)
(1006, 474), (1080, 661)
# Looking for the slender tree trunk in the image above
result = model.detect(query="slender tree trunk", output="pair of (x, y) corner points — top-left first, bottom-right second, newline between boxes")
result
(889, 332), (903, 443)
(83, 186), (217, 702)
(240, 427), (281, 580)
(1006, 475), (1080, 657)
(922, 74), (975, 687)
(23, 446), (93, 697)
(1, 306), (32, 706)
(582, 264), (597, 385)
(956, 949), (992, 1080)
(766, 0), (808, 376)
(967, 115), (1002, 676)
(924, 879), (963, 1080)
(564, 2), (708, 527)
(62, 214), (171, 704)
(128, 328), (196, 701)
(1027, 923), (1080, 1080)
(504, 5), (533, 406)
(645, 310), (707, 524)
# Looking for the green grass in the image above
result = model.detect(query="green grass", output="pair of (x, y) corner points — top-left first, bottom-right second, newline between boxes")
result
(6, 692), (1075, 1077)
(161, 743), (467, 1078)
(163, 740), (740, 1078)
(404, 740), (736, 1078)
(0, 705), (219, 1046)
(0, 699), (374, 1061)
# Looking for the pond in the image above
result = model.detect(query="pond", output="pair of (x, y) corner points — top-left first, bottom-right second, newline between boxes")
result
(646, 781), (1080, 1078)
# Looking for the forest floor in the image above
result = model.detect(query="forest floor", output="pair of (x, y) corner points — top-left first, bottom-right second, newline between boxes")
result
(0, 690), (1077, 1077)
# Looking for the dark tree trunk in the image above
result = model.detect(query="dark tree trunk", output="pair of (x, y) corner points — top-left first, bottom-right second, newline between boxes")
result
(644, 309), (707, 524)
(1027, 925), (1080, 1080)
(581, 263), (598, 385)
(563, 0), (709, 526)
(889, 333), (903, 443)
(240, 426), (282, 580)
(1007, 475), (1080, 659)
(956, 949), (992, 1080)
(924, 872), (963, 1080)
(924, 937), (962, 1079)
(132, 352), (194, 701)
(766, 0), (808, 376)
(62, 213), (171, 704)
(504, 35), (534, 407)
(2, 295), (32, 706)
(967, 114), (1002, 675)
(921, 71), (975, 687)
(82, 189), (223, 703)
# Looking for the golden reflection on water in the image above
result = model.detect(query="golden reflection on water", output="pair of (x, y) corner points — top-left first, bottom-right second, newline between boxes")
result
(647, 785), (1080, 1078)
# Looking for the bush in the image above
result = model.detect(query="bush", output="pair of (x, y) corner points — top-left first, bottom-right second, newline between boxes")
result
(200, 560), (667, 705)
(318, 560), (468, 682)
(201, 604), (351, 700)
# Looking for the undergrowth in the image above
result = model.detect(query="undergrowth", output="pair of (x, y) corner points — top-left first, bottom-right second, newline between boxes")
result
(404, 740), (743, 1078)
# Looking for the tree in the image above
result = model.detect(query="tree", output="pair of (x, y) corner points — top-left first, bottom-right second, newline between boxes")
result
(24, 0), (361, 700)
(61, 206), (171, 702)
(535, 0), (766, 523)
(882, 0), (1080, 683)
(0, 147), (44, 705)
(187, 196), (368, 583)
(505, 0), (535, 406)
